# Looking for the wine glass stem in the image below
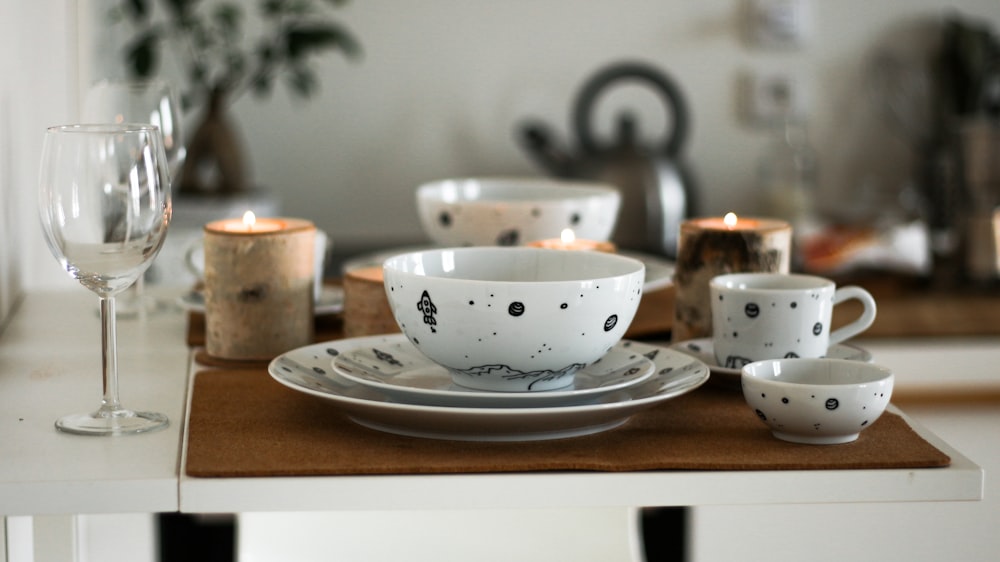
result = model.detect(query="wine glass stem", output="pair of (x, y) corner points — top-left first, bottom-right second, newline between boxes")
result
(99, 296), (124, 414)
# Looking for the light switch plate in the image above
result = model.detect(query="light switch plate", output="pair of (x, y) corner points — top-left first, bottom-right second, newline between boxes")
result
(743, 0), (810, 49)
(740, 70), (807, 126)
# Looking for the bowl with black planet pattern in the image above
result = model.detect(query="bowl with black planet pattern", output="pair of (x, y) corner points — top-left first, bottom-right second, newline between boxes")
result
(382, 247), (645, 392)
(741, 358), (894, 445)
(415, 177), (620, 247)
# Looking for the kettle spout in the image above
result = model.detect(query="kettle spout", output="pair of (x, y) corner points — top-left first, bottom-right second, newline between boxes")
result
(516, 120), (578, 178)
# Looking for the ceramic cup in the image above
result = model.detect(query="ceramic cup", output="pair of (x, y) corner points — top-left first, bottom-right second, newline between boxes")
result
(709, 273), (877, 369)
(742, 358), (894, 444)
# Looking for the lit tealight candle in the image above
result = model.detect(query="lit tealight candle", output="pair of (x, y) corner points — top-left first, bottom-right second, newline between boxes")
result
(673, 213), (792, 342)
(203, 213), (317, 360)
(216, 210), (286, 233)
(527, 228), (617, 253)
(698, 212), (763, 231)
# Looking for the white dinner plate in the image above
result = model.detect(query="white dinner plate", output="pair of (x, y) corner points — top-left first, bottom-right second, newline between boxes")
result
(669, 338), (873, 386)
(268, 338), (710, 441)
(341, 246), (675, 293)
(331, 334), (656, 408)
(176, 285), (345, 315)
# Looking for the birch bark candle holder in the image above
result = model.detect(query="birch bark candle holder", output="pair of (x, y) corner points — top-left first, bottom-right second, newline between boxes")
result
(673, 214), (791, 342)
(204, 212), (316, 360)
(342, 266), (401, 338)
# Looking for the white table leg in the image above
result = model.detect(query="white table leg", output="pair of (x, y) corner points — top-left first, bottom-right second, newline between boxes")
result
(2, 516), (78, 562)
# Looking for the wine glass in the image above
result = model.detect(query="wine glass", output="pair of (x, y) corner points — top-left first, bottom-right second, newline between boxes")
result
(82, 79), (185, 316)
(83, 79), (185, 175)
(38, 123), (172, 435)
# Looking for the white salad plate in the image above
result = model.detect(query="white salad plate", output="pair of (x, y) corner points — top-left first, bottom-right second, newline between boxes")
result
(341, 246), (675, 293)
(331, 334), (656, 408)
(268, 337), (710, 441)
(669, 338), (873, 384)
(177, 285), (345, 316)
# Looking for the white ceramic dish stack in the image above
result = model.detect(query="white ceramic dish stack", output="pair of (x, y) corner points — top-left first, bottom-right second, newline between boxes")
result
(269, 335), (711, 441)
(332, 335), (657, 408)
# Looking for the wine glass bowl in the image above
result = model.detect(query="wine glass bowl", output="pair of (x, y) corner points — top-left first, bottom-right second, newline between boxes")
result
(82, 79), (185, 314)
(38, 123), (172, 435)
(84, 79), (185, 176)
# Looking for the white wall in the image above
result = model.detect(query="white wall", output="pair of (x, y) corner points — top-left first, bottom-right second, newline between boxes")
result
(12, 0), (1000, 291)
(3, 0), (80, 293)
(223, 0), (1000, 243)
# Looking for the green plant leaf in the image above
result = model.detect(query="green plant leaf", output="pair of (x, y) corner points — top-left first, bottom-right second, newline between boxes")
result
(261, 0), (286, 17)
(111, 0), (361, 109)
(124, 0), (150, 22)
(212, 3), (243, 36)
(284, 23), (361, 59)
(286, 66), (318, 98)
(126, 30), (160, 78)
(256, 42), (276, 64)
(165, 0), (199, 19)
(251, 73), (274, 98)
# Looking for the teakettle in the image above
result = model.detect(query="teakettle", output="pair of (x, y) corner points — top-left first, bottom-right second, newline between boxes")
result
(517, 61), (697, 258)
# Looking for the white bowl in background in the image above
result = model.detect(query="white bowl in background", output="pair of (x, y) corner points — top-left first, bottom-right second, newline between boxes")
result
(416, 177), (621, 247)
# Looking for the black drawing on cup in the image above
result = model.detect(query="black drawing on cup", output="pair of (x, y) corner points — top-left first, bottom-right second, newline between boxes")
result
(604, 314), (618, 332)
(724, 355), (753, 369)
(495, 229), (520, 246)
(417, 290), (438, 333)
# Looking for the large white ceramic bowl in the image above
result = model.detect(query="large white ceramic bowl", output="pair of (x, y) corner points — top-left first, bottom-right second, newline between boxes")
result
(382, 247), (645, 392)
(742, 358), (894, 445)
(416, 177), (621, 247)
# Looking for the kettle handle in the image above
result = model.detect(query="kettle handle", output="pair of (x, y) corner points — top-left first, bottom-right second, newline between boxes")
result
(572, 61), (690, 156)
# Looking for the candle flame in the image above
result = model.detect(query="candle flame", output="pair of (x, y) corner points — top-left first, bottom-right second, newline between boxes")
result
(242, 210), (256, 230)
(723, 212), (738, 229)
(560, 228), (576, 244)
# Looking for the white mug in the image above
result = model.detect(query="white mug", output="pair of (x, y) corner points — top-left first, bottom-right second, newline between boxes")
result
(710, 273), (877, 369)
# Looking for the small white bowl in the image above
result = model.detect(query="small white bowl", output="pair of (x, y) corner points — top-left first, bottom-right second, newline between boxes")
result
(741, 358), (894, 445)
(416, 177), (621, 247)
(382, 247), (645, 392)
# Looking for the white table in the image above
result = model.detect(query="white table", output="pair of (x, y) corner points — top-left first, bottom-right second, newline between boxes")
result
(0, 290), (989, 560)
(0, 291), (189, 516)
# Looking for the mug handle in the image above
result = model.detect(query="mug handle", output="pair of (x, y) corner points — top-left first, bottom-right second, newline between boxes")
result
(828, 286), (877, 346)
(184, 236), (204, 282)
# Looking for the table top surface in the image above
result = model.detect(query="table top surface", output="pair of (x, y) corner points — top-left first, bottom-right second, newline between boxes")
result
(0, 290), (992, 516)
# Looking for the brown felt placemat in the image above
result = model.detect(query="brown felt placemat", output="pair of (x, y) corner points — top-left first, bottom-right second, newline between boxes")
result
(184, 369), (950, 477)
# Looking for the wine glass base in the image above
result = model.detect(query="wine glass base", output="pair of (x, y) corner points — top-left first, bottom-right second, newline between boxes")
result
(56, 410), (169, 436)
